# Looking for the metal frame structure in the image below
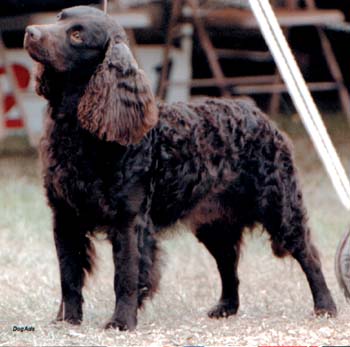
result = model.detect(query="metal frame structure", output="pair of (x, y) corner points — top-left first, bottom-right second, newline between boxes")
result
(158, 0), (350, 123)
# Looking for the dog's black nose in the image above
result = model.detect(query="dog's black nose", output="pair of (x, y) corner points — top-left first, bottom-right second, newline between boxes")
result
(25, 26), (42, 41)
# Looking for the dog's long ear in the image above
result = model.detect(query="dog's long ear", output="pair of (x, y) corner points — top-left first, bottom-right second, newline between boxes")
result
(77, 40), (158, 145)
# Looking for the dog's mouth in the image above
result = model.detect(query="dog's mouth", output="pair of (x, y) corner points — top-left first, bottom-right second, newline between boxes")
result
(24, 33), (48, 63)
(23, 26), (55, 68)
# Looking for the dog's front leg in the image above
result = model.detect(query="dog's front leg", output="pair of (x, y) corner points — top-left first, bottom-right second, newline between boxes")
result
(105, 220), (139, 331)
(53, 206), (93, 325)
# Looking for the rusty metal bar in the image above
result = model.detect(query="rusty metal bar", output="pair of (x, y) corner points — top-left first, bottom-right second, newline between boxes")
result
(186, 0), (230, 97)
(233, 82), (338, 94)
(215, 48), (272, 61)
(317, 28), (350, 124)
(157, 0), (184, 99)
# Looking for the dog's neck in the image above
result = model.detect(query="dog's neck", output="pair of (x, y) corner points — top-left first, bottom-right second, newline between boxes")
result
(47, 71), (91, 108)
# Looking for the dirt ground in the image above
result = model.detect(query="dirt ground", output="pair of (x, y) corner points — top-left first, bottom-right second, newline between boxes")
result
(0, 113), (350, 346)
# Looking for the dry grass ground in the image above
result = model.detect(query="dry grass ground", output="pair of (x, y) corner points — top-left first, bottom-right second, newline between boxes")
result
(0, 113), (350, 346)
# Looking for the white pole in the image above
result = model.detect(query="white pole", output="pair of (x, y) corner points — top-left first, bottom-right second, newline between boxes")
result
(248, 0), (350, 210)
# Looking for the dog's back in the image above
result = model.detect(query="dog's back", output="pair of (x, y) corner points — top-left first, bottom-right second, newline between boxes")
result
(152, 97), (290, 230)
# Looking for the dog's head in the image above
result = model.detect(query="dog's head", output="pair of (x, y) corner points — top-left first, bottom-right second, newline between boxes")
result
(24, 6), (158, 145)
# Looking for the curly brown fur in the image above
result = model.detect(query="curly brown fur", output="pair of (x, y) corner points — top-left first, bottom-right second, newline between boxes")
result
(24, 5), (336, 331)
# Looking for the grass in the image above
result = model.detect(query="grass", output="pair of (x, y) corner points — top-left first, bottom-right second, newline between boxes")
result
(0, 113), (350, 346)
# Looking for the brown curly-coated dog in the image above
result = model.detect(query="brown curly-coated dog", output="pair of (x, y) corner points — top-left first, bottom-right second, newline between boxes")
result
(24, 6), (336, 331)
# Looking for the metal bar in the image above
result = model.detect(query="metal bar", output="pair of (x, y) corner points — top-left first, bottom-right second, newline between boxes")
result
(317, 28), (350, 125)
(215, 48), (272, 61)
(186, 0), (230, 97)
(269, 27), (290, 116)
(165, 76), (337, 90)
(157, 0), (183, 99)
(248, 0), (350, 210)
(164, 75), (277, 87)
(233, 82), (338, 94)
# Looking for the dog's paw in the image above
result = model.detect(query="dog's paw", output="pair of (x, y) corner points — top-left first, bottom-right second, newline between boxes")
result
(65, 317), (83, 325)
(104, 316), (136, 331)
(52, 301), (83, 325)
(314, 296), (337, 318)
(51, 317), (82, 325)
(208, 301), (238, 319)
(314, 305), (337, 318)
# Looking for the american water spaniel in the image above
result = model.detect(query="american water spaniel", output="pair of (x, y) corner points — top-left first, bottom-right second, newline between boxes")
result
(24, 5), (336, 331)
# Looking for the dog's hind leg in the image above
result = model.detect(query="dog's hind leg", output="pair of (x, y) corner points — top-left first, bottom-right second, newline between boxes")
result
(137, 225), (161, 308)
(53, 207), (95, 325)
(196, 220), (242, 319)
(259, 171), (337, 317)
(291, 239), (337, 316)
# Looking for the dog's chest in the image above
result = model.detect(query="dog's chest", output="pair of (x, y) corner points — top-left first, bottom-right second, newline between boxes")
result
(42, 121), (125, 214)
(47, 150), (109, 211)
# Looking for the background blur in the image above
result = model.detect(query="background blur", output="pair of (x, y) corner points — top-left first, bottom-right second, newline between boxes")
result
(1, 1), (350, 346)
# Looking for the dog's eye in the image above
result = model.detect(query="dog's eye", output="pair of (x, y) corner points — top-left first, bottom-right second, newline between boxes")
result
(70, 30), (83, 44)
